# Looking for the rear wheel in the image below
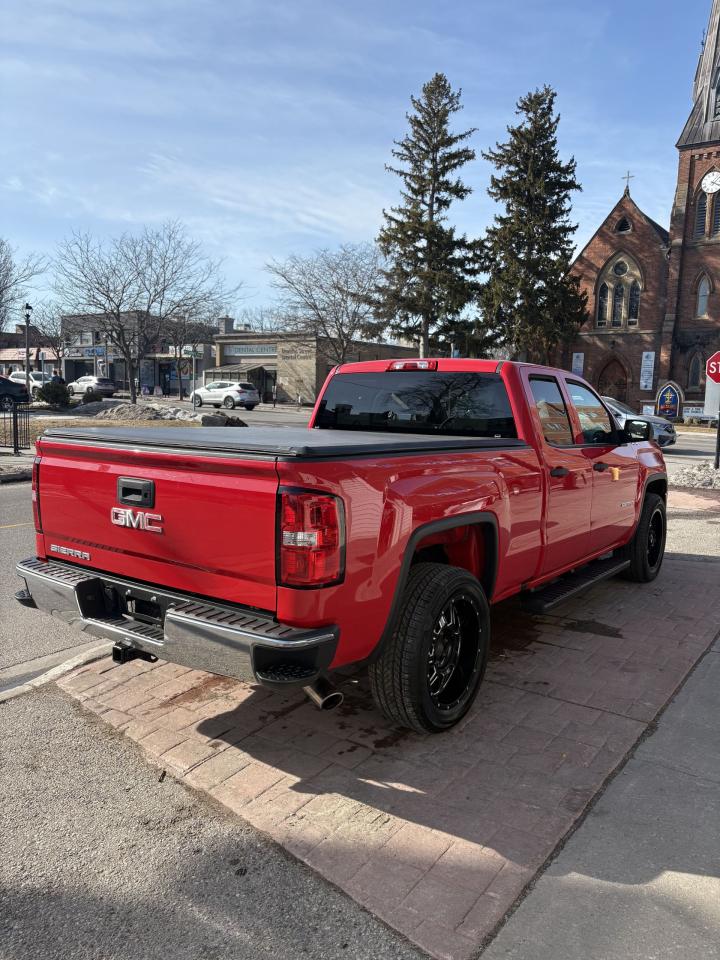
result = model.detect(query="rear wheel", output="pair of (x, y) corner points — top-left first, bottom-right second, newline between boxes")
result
(223, 396), (236, 409)
(245, 404), (257, 411)
(369, 562), (489, 733)
(621, 493), (666, 582)
(0, 396), (14, 412)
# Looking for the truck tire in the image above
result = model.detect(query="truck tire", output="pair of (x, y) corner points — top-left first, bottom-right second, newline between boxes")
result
(620, 492), (666, 582)
(369, 562), (489, 734)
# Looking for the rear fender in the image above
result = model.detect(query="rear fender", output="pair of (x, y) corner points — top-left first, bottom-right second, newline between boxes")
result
(367, 512), (499, 663)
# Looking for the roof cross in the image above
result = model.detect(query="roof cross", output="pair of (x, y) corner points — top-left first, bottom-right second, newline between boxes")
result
(622, 170), (635, 194)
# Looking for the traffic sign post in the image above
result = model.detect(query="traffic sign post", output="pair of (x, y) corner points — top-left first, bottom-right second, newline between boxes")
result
(706, 352), (720, 469)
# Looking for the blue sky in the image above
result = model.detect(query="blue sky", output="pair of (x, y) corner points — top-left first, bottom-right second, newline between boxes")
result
(0, 0), (710, 310)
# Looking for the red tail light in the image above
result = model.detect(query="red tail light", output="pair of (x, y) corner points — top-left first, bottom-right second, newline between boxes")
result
(278, 489), (344, 587)
(32, 456), (42, 532)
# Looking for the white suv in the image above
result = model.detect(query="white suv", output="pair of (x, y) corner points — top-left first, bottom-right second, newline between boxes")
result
(8, 370), (52, 399)
(190, 380), (260, 410)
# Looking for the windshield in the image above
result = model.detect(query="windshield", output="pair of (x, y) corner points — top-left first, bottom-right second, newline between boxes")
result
(315, 371), (517, 438)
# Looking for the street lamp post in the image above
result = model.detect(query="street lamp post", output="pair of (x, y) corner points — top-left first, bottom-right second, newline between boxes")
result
(23, 303), (32, 399)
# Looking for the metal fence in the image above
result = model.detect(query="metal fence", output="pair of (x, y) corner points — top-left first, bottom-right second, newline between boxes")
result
(0, 403), (31, 455)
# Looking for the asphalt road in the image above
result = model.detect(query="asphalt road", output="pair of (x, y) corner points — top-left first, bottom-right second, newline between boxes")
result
(663, 430), (718, 477)
(0, 684), (421, 960)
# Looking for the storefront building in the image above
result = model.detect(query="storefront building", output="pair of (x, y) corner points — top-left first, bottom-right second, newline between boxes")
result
(213, 327), (415, 403)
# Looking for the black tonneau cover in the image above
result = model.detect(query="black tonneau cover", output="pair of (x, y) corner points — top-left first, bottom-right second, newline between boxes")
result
(41, 426), (528, 459)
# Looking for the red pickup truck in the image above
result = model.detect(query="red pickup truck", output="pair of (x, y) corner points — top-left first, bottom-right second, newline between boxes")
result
(16, 360), (667, 733)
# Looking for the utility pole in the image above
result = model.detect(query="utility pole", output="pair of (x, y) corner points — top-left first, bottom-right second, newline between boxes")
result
(23, 303), (33, 399)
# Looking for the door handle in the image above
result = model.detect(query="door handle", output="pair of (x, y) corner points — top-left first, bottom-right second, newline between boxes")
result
(593, 462), (610, 472)
(550, 466), (570, 478)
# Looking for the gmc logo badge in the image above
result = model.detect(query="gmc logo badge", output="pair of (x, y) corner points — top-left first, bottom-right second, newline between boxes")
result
(111, 507), (164, 534)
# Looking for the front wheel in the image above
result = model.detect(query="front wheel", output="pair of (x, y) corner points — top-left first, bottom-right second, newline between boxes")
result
(369, 562), (490, 734)
(620, 492), (666, 582)
(0, 396), (14, 412)
(193, 395), (202, 407)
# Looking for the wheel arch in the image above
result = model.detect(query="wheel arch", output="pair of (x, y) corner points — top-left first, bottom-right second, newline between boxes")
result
(644, 472), (668, 503)
(370, 512), (499, 663)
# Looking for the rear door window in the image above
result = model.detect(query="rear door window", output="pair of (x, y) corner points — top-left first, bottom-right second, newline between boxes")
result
(566, 382), (616, 445)
(529, 377), (574, 446)
(316, 371), (517, 438)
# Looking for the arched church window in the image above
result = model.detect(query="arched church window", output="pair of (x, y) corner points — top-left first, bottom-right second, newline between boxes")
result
(696, 275), (710, 316)
(628, 281), (641, 324)
(597, 283), (609, 327)
(615, 217), (632, 234)
(688, 354), (702, 389)
(612, 284), (624, 326)
(695, 193), (708, 238)
(712, 197), (720, 236)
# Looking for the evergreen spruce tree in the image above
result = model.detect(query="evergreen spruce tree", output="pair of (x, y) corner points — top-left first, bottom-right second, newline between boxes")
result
(479, 86), (588, 362)
(374, 73), (480, 357)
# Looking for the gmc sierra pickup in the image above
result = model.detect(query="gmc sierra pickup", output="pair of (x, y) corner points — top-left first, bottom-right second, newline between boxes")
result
(16, 359), (667, 733)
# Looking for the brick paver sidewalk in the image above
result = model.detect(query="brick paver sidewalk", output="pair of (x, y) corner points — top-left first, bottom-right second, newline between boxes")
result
(59, 554), (720, 960)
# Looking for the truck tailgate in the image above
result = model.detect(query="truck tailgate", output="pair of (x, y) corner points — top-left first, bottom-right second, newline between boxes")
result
(36, 434), (279, 611)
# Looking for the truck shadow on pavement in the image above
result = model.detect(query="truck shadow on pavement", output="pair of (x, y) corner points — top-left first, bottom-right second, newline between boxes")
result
(186, 555), (720, 895)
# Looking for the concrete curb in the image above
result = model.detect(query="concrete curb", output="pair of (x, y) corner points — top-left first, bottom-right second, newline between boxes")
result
(0, 470), (33, 484)
(0, 643), (110, 704)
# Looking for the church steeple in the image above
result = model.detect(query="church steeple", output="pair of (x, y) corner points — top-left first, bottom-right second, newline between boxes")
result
(678, 0), (720, 147)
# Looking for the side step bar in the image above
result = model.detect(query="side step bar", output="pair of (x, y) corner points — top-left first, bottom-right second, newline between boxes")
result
(522, 555), (630, 614)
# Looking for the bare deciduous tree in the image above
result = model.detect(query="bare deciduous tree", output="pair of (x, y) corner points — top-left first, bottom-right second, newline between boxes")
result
(30, 301), (68, 370)
(54, 221), (238, 402)
(0, 239), (46, 334)
(163, 315), (220, 397)
(234, 306), (288, 334)
(266, 243), (384, 365)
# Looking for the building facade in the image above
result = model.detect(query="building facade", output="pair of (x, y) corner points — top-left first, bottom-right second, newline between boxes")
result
(213, 321), (415, 403)
(569, 0), (720, 416)
(62, 314), (216, 395)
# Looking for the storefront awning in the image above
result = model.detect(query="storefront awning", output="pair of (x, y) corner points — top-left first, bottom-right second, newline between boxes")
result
(211, 362), (274, 375)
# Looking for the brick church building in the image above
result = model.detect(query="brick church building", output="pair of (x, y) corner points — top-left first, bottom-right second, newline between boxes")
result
(569, 0), (720, 414)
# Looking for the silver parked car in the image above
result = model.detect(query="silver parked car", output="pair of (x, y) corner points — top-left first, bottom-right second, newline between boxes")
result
(8, 370), (52, 399)
(190, 380), (260, 410)
(603, 396), (677, 447)
(67, 375), (117, 398)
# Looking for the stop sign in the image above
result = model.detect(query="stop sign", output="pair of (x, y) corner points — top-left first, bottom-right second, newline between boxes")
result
(707, 351), (720, 385)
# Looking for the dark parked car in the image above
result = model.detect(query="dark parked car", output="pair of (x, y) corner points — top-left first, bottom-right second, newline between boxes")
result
(0, 375), (30, 411)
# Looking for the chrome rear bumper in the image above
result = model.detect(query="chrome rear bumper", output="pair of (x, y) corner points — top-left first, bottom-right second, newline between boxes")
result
(15, 557), (338, 687)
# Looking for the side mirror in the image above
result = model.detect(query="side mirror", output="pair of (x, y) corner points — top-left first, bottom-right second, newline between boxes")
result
(623, 419), (652, 442)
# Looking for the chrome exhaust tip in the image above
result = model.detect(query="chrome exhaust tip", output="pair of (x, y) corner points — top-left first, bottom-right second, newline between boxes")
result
(303, 676), (344, 711)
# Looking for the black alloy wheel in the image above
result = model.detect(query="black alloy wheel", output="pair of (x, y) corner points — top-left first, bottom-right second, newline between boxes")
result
(621, 492), (666, 582)
(427, 593), (482, 712)
(646, 504), (665, 570)
(369, 562), (490, 733)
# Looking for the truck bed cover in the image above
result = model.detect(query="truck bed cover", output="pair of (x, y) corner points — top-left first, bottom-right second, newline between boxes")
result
(41, 426), (528, 459)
